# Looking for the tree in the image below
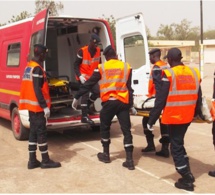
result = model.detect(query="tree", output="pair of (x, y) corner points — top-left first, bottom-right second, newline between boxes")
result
(156, 19), (199, 41)
(204, 29), (215, 39)
(35, 0), (64, 16)
(157, 24), (175, 40)
(8, 11), (32, 23)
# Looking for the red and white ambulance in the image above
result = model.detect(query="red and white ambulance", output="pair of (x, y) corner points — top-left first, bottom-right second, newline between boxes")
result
(0, 9), (150, 140)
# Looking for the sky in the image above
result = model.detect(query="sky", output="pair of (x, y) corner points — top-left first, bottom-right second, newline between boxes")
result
(0, 0), (215, 36)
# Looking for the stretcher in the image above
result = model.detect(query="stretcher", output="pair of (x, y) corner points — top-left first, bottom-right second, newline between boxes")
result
(48, 76), (80, 111)
(134, 96), (214, 124)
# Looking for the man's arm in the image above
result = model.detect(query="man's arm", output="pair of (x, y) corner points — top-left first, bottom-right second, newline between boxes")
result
(148, 74), (170, 126)
(33, 66), (47, 109)
(152, 65), (163, 97)
(127, 69), (134, 107)
(194, 85), (203, 118)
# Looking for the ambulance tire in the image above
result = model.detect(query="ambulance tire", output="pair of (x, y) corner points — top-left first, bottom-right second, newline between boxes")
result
(11, 107), (29, 141)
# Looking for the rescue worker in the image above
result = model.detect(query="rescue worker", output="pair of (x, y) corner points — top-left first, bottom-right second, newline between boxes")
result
(141, 48), (170, 158)
(147, 48), (202, 191)
(209, 71), (215, 177)
(74, 33), (101, 125)
(19, 44), (61, 169)
(72, 45), (137, 170)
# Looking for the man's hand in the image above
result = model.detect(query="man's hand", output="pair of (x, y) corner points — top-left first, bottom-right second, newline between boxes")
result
(72, 98), (79, 110)
(147, 123), (154, 131)
(130, 107), (137, 115)
(79, 75), (86, 84)
(43, 107), (50, 118)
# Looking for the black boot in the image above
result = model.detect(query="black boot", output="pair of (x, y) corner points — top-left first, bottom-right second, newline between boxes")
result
(175, 172), (195, 191)
(141, 134), (155, 152)
(208, 170), (215, 177)
(97, 139), (110, 163)
(28, 152), (41, 169)
(122, 151), (135, 170)
(81, 106), (94, 125)
(155, 143), (170, 158)
(184, 156), (194, 181)
(41, 152), (61, 169)
(97, 152), (110, 163)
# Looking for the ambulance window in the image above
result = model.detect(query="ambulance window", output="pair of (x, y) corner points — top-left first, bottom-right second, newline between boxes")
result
(124, 35), (146, 69)
(29, 30), (45, 60)
(7, 43), (21, 67)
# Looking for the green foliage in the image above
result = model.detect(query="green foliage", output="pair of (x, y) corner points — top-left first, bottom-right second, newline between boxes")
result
(204, 29), (215, 39)
(0, 0), (63, 26)
(35, 0), (64, 16)
(8, 11), (32, 23)
(157, 19), (200, 41)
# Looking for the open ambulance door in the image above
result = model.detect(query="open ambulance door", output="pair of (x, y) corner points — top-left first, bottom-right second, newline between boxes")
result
(18, 9), (49, 136)
(29, 8), (49, 69)
(116, 13), (151, 107)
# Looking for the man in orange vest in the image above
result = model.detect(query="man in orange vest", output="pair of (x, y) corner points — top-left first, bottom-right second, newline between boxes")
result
(74, 33), (101, 125)
(19, 44), (61, 169)
(72, 45), (137, 170)
(209, 71), (215, 177)
(147, 48), (202, 191)
(142, 48), (170, 158)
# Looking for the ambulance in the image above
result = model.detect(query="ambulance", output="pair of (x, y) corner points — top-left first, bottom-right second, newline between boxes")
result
(0, 9), (150, 140)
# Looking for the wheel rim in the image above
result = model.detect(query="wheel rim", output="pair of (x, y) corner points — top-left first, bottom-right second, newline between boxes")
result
(13, 113), (20, 135)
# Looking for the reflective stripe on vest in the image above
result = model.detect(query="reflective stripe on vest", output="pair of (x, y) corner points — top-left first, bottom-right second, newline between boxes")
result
(161, 66), (200, 124)
(19, 61), (51, 112)
(166, 68), (199, 107)
(98, 60), (130, 103)
(77, 46), (100, 80)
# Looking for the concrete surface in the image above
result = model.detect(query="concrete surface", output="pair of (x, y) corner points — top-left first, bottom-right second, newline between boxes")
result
(0, 63), (215, 194)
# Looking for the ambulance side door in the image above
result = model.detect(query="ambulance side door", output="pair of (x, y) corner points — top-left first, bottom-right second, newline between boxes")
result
(116, 13), (150, 101)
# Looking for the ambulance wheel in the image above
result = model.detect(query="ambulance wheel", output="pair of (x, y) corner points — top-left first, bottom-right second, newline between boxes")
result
(11, 107), (29, 140)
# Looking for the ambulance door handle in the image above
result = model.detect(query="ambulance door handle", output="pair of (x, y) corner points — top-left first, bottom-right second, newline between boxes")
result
(133, 80), (138, 85)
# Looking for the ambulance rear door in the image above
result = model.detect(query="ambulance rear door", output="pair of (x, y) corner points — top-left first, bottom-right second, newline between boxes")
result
(19, 9), (49, 130)
(116, 13), (150, 103)
(29, 8), (49, 69)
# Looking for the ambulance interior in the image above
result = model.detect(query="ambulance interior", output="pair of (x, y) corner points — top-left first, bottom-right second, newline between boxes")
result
(45, 17), (111, 82)
(41, 17), (111, 113)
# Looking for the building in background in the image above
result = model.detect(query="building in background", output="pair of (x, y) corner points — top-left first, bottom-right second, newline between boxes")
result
(149, 40), (195, 63)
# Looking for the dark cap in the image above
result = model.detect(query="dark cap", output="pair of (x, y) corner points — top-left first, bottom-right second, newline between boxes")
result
(34, 44), (48, 55)
(103, 45), (114, 56)
(148, 48), (160, 55)
(90, 33), (101, 44)
(164, 47), (183, 60)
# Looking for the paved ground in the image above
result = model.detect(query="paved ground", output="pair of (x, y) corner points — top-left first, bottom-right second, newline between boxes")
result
(0, 63), (215, 194)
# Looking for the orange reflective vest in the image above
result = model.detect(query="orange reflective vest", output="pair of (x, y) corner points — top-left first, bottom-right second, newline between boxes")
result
(148, 60), (169, 97)
(161, 65), (201, 124)
(19, 61), (51, 112)
(76, 46), (100, 81)
(98, 59), (131, 104)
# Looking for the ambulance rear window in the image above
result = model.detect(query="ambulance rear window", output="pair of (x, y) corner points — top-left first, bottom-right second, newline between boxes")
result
(7, 43), (21, 67)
